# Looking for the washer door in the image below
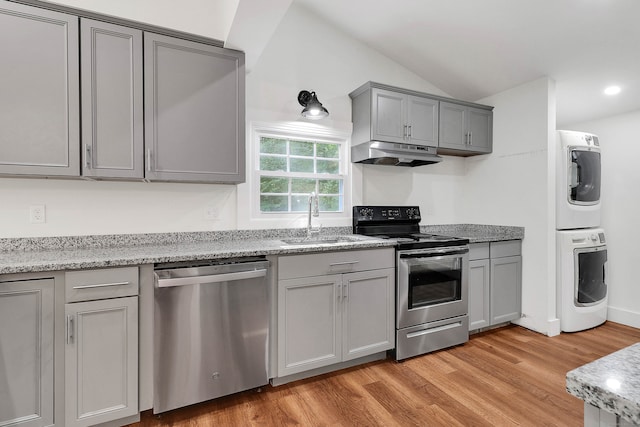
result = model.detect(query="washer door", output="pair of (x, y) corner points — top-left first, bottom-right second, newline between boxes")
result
(574, 246), (607, 306)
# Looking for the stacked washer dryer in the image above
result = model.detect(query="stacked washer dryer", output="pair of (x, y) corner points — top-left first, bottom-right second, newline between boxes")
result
(556, 130), (608, 332)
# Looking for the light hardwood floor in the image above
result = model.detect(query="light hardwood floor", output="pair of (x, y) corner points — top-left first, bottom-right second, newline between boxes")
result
(130, 321), (640, 426)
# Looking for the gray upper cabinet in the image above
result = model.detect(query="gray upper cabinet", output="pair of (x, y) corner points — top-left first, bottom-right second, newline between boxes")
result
(0, 1), (79, 177)
(81, 19), (144, 179)
(439, 101), (493, 155)
(0, 277), (55, 427)
(144, 33), (246, 183)
(358, 86), (439, 147)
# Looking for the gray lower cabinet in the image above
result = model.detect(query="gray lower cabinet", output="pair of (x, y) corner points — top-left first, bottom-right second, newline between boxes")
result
(469, 255), (491, 330)
(64, 267), (139, 427)
(81, 18), (144, 179)
(0, 277), (55, 427)
(0, 1), (79, 177)
(439, 101), (493, 155)
(277, 249), (395, 378)
(468, 241), (522, 331)
(144, 33), (245, 183)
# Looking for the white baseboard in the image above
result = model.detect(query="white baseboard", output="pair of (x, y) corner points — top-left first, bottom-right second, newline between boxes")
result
(547, 318), (561, 337)
(607, 306), (640, 328)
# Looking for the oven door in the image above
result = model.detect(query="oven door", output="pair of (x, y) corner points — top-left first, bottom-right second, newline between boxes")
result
(397, 247), (469, 329)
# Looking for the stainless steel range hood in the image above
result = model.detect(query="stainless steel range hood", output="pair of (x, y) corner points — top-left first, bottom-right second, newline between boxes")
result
(351, 141), (442, 167)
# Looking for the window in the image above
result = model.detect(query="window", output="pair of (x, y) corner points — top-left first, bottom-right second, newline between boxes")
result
(255, 128), (348, 215)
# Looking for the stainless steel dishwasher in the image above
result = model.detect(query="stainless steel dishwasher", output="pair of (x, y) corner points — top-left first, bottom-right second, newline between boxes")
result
(153, 257), (269, 414)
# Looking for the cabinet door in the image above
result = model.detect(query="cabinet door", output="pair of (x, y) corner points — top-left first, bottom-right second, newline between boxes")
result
(278, 275), (341, 377)
(438, 101), (467, 150)
(81, 19), (143, 179)
(342, 268), (394, 361)
(0, 2), (79, 176)
(467, 107), (492, 153)
(65, 296), (138, 427)
(371, 88), (407, 143)
(0, 278), (54, 427)
(144, 32), (245, 183)
(490, 256), (522, 324)
(407, 96), (438, 147)
(468, 259), (490, 330)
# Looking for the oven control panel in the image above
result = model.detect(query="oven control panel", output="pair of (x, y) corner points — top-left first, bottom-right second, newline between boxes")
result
(353, 206), (421, 222)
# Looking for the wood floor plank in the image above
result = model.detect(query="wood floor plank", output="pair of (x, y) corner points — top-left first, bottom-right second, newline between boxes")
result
(130, 321), (640, 426)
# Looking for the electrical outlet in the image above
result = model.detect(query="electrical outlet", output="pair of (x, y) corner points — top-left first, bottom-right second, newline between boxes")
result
(205, 206), (219, 220)
(29, 205), (46, 224)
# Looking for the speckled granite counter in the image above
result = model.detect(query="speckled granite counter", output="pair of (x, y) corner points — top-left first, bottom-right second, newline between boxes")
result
(421, 224), (524, 243)
(567, 343), (640, 425)
(0, 224), (523, 275)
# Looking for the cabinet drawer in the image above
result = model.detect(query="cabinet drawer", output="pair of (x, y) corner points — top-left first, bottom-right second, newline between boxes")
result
(490, 240), (522, 258)
(65, 266), (139, 302)
(278, 248), (394, 280)
(469, 243), (490, 260)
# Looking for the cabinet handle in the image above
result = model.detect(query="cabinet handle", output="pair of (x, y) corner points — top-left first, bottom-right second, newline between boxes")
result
(72, 281), (131, 290)
(66, 315), (74, 344)
(147, 149), (152, 172)
(402, 125), (407, 140)
(344, 283), (348, 300)
(337, 283), (342, 301)
(469, 131), (473, 145)
(330, 261), (359, 267)
(85, 144), (92, 169)
(408, 125), (412, 139)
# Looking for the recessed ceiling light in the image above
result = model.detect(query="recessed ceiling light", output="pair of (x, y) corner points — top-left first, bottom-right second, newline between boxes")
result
(604, 85), (621, 95)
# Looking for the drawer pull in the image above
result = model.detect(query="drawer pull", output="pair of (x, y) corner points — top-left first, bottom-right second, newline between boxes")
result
(329, 261), (359, 267)
(407, 321), (462, 338)
(72, 281), (131, 290)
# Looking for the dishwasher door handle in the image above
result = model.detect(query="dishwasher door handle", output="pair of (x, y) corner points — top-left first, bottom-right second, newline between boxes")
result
(156, 269), (267, 288)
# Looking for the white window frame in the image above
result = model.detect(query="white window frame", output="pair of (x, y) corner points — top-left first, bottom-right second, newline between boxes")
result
(250, 121), (352, 225)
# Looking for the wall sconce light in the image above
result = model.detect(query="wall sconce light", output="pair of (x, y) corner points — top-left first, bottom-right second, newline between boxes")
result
(298, 90), (329, 120)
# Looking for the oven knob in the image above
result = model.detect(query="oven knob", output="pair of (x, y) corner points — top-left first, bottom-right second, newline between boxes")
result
(359, 208), (373, 220)
(406, 208), (419, 219)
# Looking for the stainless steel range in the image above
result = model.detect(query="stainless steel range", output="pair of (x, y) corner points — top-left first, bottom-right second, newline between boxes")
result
(353, 206), (470, 360)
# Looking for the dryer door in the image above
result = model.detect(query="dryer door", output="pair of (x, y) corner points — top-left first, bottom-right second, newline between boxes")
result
(574, 246), (607, 306)
(569, 149), (601, 205)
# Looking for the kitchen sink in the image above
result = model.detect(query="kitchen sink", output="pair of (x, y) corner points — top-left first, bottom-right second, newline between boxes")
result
(280, 236), (363, 246)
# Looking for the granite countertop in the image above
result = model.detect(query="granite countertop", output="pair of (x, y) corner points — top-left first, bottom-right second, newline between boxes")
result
(567, 343), (640, 424)
(0, 224), (524, 275)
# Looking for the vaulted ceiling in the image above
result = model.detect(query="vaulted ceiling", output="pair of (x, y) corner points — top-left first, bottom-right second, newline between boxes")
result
(294, 0), (640, 127)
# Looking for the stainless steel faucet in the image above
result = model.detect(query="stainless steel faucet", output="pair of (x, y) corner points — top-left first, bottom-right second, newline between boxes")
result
(307, 191), (321, 239)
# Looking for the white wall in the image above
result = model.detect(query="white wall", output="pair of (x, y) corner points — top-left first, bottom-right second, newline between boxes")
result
(462, 77), (559, 335)
(567, 110), (640, 328)
(0, 1), (451, 237)
(236, 2), (457, 228)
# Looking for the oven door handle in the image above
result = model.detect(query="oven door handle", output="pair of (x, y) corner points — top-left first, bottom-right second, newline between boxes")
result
(400, 248), (468, 258)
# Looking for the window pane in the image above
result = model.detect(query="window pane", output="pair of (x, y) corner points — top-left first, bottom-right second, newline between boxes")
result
(318, 179), (341, 194)
(290, 158), (314, 173)
(317, 159), (339, 174)
(260, 177), (289, 194)
(317, 143), (340, 159)
(291, 178), (316, 193)
(291, 195), (308, 212)
(319, 196), (340, 212)
(290, 140), (314, 156)
(261, 195), (288, 212)
(260, 137), (286, 154)
(260, 156), (287, 172)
